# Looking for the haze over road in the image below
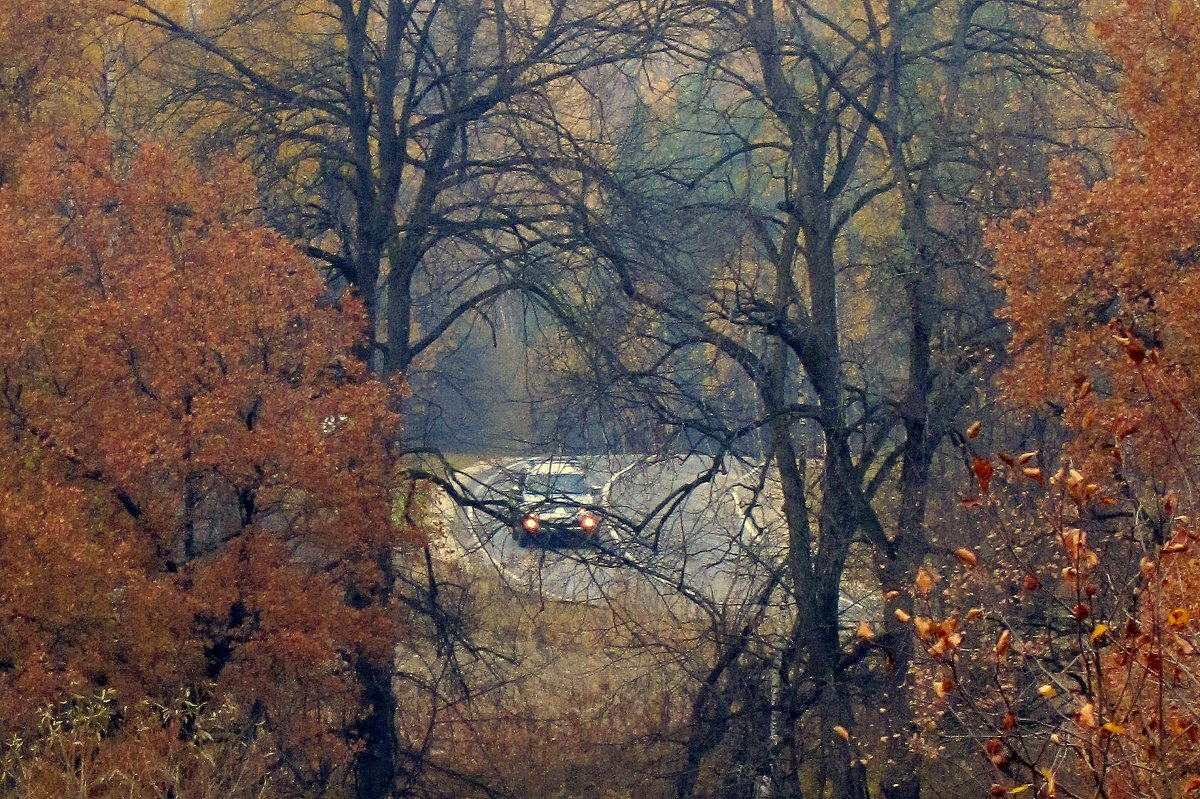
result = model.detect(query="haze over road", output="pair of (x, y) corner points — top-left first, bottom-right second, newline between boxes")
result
(449, 455), (790, 606)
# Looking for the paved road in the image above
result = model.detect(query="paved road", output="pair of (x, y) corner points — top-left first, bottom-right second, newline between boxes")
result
(449, 454), (794, 608)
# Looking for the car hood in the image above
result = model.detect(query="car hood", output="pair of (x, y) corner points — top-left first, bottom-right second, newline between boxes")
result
(522, 496), (595, 519)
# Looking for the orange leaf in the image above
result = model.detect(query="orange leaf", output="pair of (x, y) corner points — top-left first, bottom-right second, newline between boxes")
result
(913, 616), (932, 639)
(915, 567), (935, 596)
(1163, 535), (1190, 554)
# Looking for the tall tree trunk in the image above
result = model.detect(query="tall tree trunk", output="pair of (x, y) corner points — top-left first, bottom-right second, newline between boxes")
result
(354, 653), (400, 799)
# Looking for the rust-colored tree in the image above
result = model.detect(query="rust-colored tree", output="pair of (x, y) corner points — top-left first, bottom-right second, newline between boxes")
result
(907, 2), (1200, 797)
(0, 0), (97, 185)
(993, 0), (1200, 493)
(0, 134), (412, 799)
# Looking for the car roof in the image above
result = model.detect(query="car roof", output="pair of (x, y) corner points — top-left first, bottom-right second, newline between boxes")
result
(525, 460), (585, 476)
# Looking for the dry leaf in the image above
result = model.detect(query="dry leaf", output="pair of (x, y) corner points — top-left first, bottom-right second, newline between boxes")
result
(915, 567), (935, 596)
(972, 458), (994, 495)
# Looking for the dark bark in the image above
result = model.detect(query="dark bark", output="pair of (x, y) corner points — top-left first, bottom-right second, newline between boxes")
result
(353, 653), (400, 799)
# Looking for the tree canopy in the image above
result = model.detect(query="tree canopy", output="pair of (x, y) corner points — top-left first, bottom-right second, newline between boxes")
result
(0, 133), (408, 797)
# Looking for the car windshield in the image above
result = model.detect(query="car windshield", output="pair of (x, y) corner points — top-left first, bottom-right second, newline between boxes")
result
(526, 472), (589, 497)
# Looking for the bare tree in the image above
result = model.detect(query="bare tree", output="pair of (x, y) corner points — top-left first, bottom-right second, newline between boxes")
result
(119, 0), (689, 385)
(510, 1), (1115, 798)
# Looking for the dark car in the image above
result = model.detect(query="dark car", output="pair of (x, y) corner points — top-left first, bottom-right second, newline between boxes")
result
(512, 461), (602, 547)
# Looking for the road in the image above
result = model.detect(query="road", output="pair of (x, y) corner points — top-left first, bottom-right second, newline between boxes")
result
(448, 454), (795, 608)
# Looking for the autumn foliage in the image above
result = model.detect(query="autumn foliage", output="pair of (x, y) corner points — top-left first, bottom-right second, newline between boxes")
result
(0, 0), (95, 185)
(0, 134), (407, 793)
(919, 2), (1200, 797)
(991, 0), (1200, 488)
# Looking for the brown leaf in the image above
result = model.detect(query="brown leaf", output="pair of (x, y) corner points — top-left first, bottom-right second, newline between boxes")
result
(973, 457), (994, 495)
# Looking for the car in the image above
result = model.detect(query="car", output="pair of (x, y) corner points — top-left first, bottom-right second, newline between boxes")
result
(512, 460), (603, 548)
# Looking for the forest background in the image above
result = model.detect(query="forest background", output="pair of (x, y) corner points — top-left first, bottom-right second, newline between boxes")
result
(3, 0), (1200, 798)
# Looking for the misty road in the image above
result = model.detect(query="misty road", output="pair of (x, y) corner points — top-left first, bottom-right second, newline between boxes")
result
(449, 455), (794, 607)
